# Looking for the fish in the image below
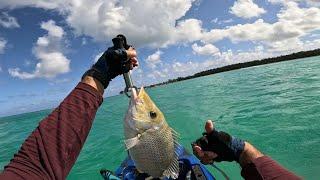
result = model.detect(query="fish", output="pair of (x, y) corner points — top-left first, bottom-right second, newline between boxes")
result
(123, 87), (179, 179)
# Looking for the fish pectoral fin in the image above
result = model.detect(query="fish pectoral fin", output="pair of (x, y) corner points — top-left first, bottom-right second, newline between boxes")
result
(163, 158), (179, 179)
(124, 134), (141, 150)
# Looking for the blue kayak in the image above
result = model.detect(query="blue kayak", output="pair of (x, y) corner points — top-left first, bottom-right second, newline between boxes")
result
(100, 145), (216, 180)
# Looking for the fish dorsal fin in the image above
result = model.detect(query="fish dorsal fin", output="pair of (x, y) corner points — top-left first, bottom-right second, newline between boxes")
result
(162, 128), (180, 179)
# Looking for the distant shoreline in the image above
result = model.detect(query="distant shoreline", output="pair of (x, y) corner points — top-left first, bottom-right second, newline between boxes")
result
(121, 48), (320, 93)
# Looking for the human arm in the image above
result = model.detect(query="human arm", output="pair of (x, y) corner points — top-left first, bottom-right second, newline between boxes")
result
(0, 47), (138, 180)
(0, 82), (103, 180)
(192, 120), (301, 180)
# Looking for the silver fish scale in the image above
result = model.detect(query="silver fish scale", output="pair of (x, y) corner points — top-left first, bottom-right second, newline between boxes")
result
(127, 124), (178, 178)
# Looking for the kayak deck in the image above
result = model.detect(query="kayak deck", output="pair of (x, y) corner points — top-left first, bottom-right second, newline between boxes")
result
(101, 145), (215, 180)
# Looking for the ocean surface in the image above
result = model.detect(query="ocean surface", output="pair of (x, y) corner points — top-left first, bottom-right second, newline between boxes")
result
(1, 56), (320, 179)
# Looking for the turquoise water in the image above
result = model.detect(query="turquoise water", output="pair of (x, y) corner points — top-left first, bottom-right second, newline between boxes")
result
(1, 56), (320, 179)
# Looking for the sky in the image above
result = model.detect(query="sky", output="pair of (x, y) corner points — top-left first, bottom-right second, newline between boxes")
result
(0, 0), (320, 117)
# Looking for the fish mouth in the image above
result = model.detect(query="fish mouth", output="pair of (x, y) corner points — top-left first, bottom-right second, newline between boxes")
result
(131, 88), (138, 101)
(129, 88), (142, 117)
(131, 87), (144, 105)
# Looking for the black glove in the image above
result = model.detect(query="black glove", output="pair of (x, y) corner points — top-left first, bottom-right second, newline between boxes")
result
(193, 130), (245, 162)
(82, 47), (131, 89)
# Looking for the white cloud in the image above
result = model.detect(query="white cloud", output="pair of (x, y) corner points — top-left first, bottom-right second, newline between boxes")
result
(64, 0), (199, 47)
(194, 0), (202, 6)
(150, 58), (219, 80)
(222, 47), (271, 65)
(1, 0), (318, 54)
(144, 42), (297, 83)
(211, 18), (218, 24)
(269, 0), (296, 3)
(267, 38), (304, 53)
(9, 20), (70, 79)
(145, 60), (199, 81)
(93, 52), (104, 63)
(0, 12), (20, 28)
(0, 0), (200, 48)
(81, 37), (87, 45)
(172, 19), (203, 45)
(145, 50), (163, 69)
(0, 39), (7, 54)
(172, 61), (201, 74)
(269, 0), (320, 7)
(267, 37), (320, 54)
(213, 18), (234, 25)
(146, 50), (162, 63)
(230, 0), (266, 19)
(147, 70), (167, 79)
(24, 60), (32, 66)
(276, 2), (320, 33)
(192, 43), (220, 56)
(159, 47), (271, 79)
(8, 68), (34, 79)
(304, 39), (320, 50)
(221, 19), (234, 24)
(203, 2), (320, 53)
(36, 37), (49, 46)
(0, 66), (2, 72)
(41, 20), (64, 38)
(0, 0), (64, 9)
(307, 0), (320, 7)
(202, 19), (272, 43)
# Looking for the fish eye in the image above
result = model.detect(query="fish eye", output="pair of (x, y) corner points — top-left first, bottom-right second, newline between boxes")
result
(149, 111), (157, 119)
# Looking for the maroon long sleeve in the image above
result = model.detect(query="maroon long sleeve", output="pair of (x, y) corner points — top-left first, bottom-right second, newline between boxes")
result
(241, 156), (301, 180)
(0, 82), (103, 180)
